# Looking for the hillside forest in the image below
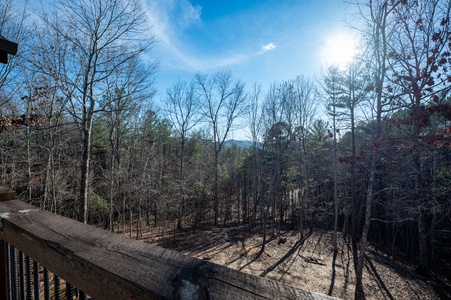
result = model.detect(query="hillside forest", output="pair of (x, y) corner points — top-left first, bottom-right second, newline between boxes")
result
(1, 0), (451, 298)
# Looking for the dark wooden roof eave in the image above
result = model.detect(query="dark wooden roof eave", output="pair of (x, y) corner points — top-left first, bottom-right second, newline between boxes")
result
(0, 35), (18, 55)
(0, 35), (18, 64)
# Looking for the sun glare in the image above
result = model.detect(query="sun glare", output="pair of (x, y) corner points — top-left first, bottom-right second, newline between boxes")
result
(323, 33), (357, 69)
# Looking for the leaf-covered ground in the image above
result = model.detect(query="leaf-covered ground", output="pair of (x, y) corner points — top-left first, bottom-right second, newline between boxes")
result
(133, 224), (450, 299)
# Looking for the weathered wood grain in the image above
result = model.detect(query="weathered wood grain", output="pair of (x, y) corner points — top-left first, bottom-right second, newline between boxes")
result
(0, 200), (337, 300)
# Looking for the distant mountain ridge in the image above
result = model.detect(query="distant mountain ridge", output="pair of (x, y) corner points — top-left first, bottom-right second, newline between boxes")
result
(224, 139), (261, 149)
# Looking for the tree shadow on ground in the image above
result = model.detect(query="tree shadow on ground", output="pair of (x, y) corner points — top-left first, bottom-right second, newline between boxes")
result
(234, 233), (281, 271)
(259, 229), (312, 278)
(368, 250), (451, 300)
(429, 277), (451, 300)
(328, 249), (338, 296)
(341, 238), (352, 299)
(156, 223), (274, 260)
(365, 256), (395, 300)
(156, 225), (226, 255)
(277, 232), (311, 282)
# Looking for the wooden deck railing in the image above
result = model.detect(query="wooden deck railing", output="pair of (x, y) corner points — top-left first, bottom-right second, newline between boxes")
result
(0, 187), (336, 300)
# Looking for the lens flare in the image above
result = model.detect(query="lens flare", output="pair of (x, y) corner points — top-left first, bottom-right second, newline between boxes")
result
(323, 32), (357, 69)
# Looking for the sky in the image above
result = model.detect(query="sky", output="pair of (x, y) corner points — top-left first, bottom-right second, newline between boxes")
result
(144, 0), (359, 138)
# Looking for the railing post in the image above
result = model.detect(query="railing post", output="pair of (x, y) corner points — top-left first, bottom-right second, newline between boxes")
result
(0, 187), (16, 300)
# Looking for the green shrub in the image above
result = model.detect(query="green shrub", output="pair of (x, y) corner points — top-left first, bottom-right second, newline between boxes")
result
(88, 190), (109, 223)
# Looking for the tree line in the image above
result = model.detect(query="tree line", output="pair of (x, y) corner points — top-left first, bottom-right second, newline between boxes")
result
(1, 0), (451, 298)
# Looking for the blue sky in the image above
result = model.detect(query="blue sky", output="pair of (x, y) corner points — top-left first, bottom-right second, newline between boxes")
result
(145, 0), (358, 98)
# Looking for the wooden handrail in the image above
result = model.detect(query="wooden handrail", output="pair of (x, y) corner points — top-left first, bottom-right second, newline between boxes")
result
(0, 193), (336, 299)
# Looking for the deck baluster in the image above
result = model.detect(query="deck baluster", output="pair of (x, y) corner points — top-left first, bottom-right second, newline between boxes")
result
(25, 256), (32, 300)
(54, 274), (61, 300)
(11, 245), (18, 300)
(18, 251), (24, 300)
(3, 242), (12, 300)
(66, 282), (74, 300)
(32, 262), (39, 300)
(79, 290), (86, 300)
(43, 268), (50, 300)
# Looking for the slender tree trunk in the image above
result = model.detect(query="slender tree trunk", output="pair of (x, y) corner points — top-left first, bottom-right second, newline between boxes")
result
(430, 149), (438, 271)
(79, 125), (91, 224)
(214, 149), (219, 226)
(332, 108), (338, 255)
(109, 153), (115, 231)
(355, 2), (389, 297)
(261, 207), (267, 253)
(24, 96), (34, 203)
(243, 181), (248, 225)
(350, 106), (357, 244)
(44, 151), (51, 210)
(51, 150), (57, 214)
(154, 201), (158, 227)
(413, 128), (428, 275)
(252, 147), (259, 230)
(129, 208), (133, 239)
(237, 188), (241, 225)
(122, 196), (126, 236)
(325, 68), (339, 254)
(355, 143), (378, 300)
(136, 204), (141, 240)
(272, 194), (276, 238)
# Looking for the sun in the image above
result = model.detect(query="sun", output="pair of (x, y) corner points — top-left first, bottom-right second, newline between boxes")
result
(323, 32), (358, 69)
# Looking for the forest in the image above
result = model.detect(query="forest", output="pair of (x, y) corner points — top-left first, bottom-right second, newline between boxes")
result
(1, 0), (451, 299)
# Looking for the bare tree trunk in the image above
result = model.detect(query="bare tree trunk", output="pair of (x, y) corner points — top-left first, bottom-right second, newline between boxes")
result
(136, 205), (141, 240)
(350, 105), (358, 265)
(109, 154), (115, 231)
(261, 207), (267, 253)
(79, 125), (91, 224)
(195, 71), (247, 226)
(251, 149), (259, 230)
(355, 145), (378, 300)
(26, 126), (32, 202)
(122, 196), (126, 236)
(214, 150), (219, 226)
(129, 208), (133, 239)
(237, 188), (241, 225)
(354, 1), (391, 297)
(332, 89), (339, 255)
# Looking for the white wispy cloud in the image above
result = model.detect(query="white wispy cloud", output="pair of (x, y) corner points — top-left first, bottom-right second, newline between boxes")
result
(259, 42), (276, 54)
(178, 0), (202, 27)
(145, 0), (202, 69)
(145, 0), (247, 71)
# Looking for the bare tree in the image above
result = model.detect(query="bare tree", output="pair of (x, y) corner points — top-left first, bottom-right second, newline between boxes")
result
(246, 83), (263, 229)
(292, 76), (317, 237)
(165, 79), (201, 229)
(354, 1), (396, 298)
(321, 66), (341, 255)
(387, 0), (451, 276)
(100, 55), (157, 231)
(261, 81), (297, 237)
(40, 0), (156, 223)
(0, 0), (28, 107)
(339, 63), (367, 248)
(195, 70), (247, 226)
